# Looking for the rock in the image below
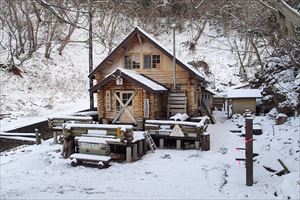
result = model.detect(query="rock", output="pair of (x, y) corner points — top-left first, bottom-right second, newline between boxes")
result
(277, 105), (295, 116)
(276, 113), (288, 125)
(263, 85), (273, 95)
(273, 93), (287, 103)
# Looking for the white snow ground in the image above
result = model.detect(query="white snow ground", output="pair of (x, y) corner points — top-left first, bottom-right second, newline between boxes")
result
(1, 111), (299, 199)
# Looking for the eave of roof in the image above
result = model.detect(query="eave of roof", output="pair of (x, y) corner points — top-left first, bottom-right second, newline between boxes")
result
(226, 89), (262, 99)
(88, 26), (207, 82)
(89, 68), (168, 93)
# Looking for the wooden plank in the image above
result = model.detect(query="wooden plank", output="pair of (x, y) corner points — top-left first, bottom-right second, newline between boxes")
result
(169, 108), (187, 113)
(168, 104), (187, 109)
(64, 123), (133, 130)
(48, 116), (93, 121)
(168, 100), (187, 105)
(0, 132), (36, 137)
(0, 136), (36, 142)
(169, 93), (186, 97)
(168, 96), (187, 101)
(70, 153), (111, 162)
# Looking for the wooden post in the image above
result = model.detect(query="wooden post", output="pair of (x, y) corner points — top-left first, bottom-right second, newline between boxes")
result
(138, 140), (143, 155)
(35, 129), (41, 145)
(176, 140), (181, 149)
(195, 141), (200, 149)
(133, 144), (138, 161)
(159, 138), (164, 148)
(53, 132), (58, 144)
(245, 118), (253, 186)
(143, 139), (148, 153)
(126, 146), (132, 163)
(201, 132), (210, 151)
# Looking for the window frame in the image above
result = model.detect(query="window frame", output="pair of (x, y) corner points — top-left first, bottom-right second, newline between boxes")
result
(124, 54), (140, 69)
(115, 91), (134, 113)
(143, 54), (160, 69)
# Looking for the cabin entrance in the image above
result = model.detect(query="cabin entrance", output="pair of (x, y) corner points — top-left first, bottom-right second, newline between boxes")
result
(113, 91), (136, 124)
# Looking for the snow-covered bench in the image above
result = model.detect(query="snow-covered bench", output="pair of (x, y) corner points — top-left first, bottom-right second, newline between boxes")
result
(0, 129), (42, 145)
(48, 116), (93, 130)
(62, 124), (134, 158)
(70, 153), (111, 169)
(63, 123), (133, 138)
(145, 116), (209, 137)
(48, 116), (94, 144)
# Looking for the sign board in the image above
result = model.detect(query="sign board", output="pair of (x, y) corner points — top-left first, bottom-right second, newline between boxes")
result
(144, 99), (149, 118)
(116, 77), (123, 85)
(170, 124), (184, 137)
(105, 90), (111, 111)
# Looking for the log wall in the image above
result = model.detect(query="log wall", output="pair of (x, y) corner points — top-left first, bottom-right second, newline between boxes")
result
(94, 36), (204, 119)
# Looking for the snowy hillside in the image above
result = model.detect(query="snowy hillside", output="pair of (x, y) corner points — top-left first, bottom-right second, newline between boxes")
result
(1, 112), (299, 199)
(0, 26), (241, 124)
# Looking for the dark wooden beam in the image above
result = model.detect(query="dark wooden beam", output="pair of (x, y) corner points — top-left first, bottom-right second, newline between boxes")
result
(137, 33), (143, 46)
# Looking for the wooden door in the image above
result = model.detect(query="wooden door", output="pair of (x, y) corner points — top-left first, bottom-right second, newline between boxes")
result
(114, 91), (136, 123)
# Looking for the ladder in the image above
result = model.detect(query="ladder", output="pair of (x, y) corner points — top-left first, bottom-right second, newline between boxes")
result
(143, 132), (157, 153)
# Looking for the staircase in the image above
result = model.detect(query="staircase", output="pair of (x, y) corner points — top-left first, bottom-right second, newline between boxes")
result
(167, 90), (187, 118)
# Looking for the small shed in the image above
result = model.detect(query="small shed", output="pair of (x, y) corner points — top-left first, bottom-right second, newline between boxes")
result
(202, 88), (215, 110)
(226, 89), (262, 114)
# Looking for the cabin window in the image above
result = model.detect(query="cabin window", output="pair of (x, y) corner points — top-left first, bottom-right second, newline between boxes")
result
(115, 91), (133, 112)
(144, 54), (160, 69)
(124, 55), (140, 69)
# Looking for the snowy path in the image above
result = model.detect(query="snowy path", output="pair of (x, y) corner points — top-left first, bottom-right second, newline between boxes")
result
(0, 113), (299, 199)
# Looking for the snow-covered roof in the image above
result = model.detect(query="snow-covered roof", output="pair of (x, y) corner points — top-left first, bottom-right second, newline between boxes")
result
(227, 89), (262, 99)
(89, 26), (207, 82)
(90, 68), (167, 93)
(204, 88), (216, 95)
(112, 68), (167, 91)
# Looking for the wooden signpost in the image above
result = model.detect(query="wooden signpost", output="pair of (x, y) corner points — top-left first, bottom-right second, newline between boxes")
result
(235, 117), (254, 186)
(245, 118), (253, 186)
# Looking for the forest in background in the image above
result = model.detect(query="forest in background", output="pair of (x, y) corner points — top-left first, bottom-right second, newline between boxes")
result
(0, 0), (299, 115)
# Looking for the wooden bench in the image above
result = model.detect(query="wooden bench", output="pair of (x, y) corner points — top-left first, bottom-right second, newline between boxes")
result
(145, 117), (210, 150)
(48, 116), (94, 143)
(0, 129), (41, 145)
(48, 116), (93, 130)
(63, 123), (133, 137)
(70, 153), (111, 169)
(145, 116), (209, 137)
(62, 123), (134, 158)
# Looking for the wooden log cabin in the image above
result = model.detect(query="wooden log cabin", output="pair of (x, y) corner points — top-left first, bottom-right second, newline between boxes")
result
(89, 27), (208, 124)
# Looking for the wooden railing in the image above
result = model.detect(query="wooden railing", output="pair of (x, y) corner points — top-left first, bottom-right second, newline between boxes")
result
(62, 123), (134, 158)
(0, 129), (41, 145)
(145, 116), (210, 137)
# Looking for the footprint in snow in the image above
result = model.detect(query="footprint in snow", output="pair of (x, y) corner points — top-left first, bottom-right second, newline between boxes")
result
(161, 154), (171, 159)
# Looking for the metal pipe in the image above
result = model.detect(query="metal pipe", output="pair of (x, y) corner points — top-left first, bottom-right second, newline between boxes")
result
(171, 23), (176, 89)
(88, 0), (94, 110)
